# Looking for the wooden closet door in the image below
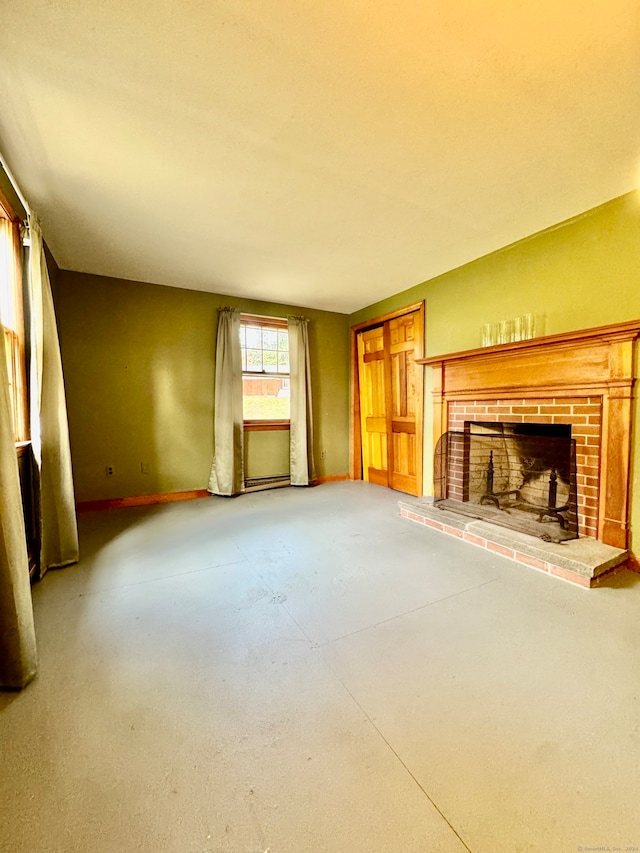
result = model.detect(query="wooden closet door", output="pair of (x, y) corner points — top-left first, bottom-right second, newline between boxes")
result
(388, 310), (423, 497)
(356, 309), (423, 497)
(357, 325), (390, 487)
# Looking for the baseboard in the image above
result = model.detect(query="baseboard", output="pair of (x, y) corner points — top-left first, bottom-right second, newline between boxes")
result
(625, 553), (640, 573)
(77, 489), (210, 512)
(77, 477), (351, 512)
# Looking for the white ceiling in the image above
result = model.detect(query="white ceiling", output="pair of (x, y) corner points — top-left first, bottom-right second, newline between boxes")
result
(1, 1), (639, 314)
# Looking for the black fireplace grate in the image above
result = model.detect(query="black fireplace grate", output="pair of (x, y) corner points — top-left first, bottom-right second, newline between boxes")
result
(434, 430), (579, 542)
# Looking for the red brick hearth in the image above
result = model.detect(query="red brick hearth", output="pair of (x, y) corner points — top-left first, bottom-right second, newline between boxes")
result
(397, 498), (626, 588)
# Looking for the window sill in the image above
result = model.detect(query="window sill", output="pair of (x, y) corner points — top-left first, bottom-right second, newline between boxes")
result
(244, 421), (290, 432)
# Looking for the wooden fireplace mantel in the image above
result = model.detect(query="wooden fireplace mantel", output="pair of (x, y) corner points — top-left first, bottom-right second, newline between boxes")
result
(417, 319), (640, 549)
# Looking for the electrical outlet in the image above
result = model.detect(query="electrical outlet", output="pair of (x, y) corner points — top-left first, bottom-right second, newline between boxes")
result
(105, 465), (114, 477)
(141, 462), (150, 474)
(320, 450), (326, 460)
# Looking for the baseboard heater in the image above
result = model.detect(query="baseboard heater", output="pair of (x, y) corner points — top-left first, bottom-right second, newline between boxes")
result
(244, 476), (290, 493)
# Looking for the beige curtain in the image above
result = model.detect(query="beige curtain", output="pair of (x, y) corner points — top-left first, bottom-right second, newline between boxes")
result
(0, 322), (37, 689)
(288, 315), (316, 486)
(208, 307), (244, 496)
(28, 215), (79, 575)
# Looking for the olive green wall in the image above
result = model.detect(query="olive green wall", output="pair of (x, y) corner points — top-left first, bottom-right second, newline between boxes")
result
(349, 191), (640, 551)
(244, 430), (290, 479)
(350, 193), (640, 341)
(56, 272), (350, 502)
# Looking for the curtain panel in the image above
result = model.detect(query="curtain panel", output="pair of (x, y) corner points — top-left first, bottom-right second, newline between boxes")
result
(288, 315), (316, 486)
(28, 215), (79, 575)
(0, 321), (37, 689)
(208, 307), (244, 496)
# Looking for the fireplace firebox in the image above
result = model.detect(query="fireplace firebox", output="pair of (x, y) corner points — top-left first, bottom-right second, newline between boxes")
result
(434, 422), (578, 542)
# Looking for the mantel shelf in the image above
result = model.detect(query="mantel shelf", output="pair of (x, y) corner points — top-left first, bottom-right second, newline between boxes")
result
(416, 319), (640, 366)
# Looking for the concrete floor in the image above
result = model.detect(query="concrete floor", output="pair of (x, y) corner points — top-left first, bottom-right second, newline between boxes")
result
(2, 481), (639, 853)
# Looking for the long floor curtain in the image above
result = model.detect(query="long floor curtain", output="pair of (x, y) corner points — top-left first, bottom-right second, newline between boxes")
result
(208, 307), (244, 496)
(29, 215), (79, 575)
(288, 315), (315, 486)
(0, 322), (37, 689)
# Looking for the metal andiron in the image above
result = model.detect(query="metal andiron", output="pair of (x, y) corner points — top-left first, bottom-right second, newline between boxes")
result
(480, 450), (520, 509)
(433, 429), (579, 542)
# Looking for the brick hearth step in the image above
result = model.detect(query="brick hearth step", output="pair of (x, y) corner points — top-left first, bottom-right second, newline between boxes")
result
(398, 498), (629, 588)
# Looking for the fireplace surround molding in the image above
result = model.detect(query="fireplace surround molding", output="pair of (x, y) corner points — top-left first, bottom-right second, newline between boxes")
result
(418, 319), (640, 550)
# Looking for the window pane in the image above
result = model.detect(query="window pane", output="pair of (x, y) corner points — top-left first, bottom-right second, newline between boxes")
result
(246, 348), (263, 371)
(243, 374), (290, 420)
(0, 219), (16, 330)
(245, 326), (262, 349)
(239, 318), (290, 412)
(262, 328), (277, 350)
(262, 350), (277, 369)
(4, 329), (17, 435)
(0, 217), (25, 441)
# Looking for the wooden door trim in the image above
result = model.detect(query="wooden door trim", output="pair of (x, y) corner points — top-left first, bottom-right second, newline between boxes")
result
(350, 301), (425, 483)
(351, 301), (425, 335)
(382, 320), (395, 483)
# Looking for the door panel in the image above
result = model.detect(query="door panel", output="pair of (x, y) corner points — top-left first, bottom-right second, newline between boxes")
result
(356, 309), (423, 498)
(388, 311), (423, 496)
(357, 326), (389, 486)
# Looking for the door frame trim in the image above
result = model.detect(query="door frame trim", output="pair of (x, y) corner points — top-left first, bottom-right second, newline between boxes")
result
(350, 301), (425, 484)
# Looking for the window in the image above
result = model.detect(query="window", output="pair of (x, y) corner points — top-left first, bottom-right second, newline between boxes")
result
(0, 195), (27, 442)
(240, 314), (290, 426)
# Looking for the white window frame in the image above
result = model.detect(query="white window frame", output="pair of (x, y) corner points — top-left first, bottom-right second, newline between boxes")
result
(240, 313), (290, 431)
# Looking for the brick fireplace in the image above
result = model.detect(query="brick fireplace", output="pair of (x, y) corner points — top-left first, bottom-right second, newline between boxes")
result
(445, 398), (595, 538)
(418, 320), (640, 556)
